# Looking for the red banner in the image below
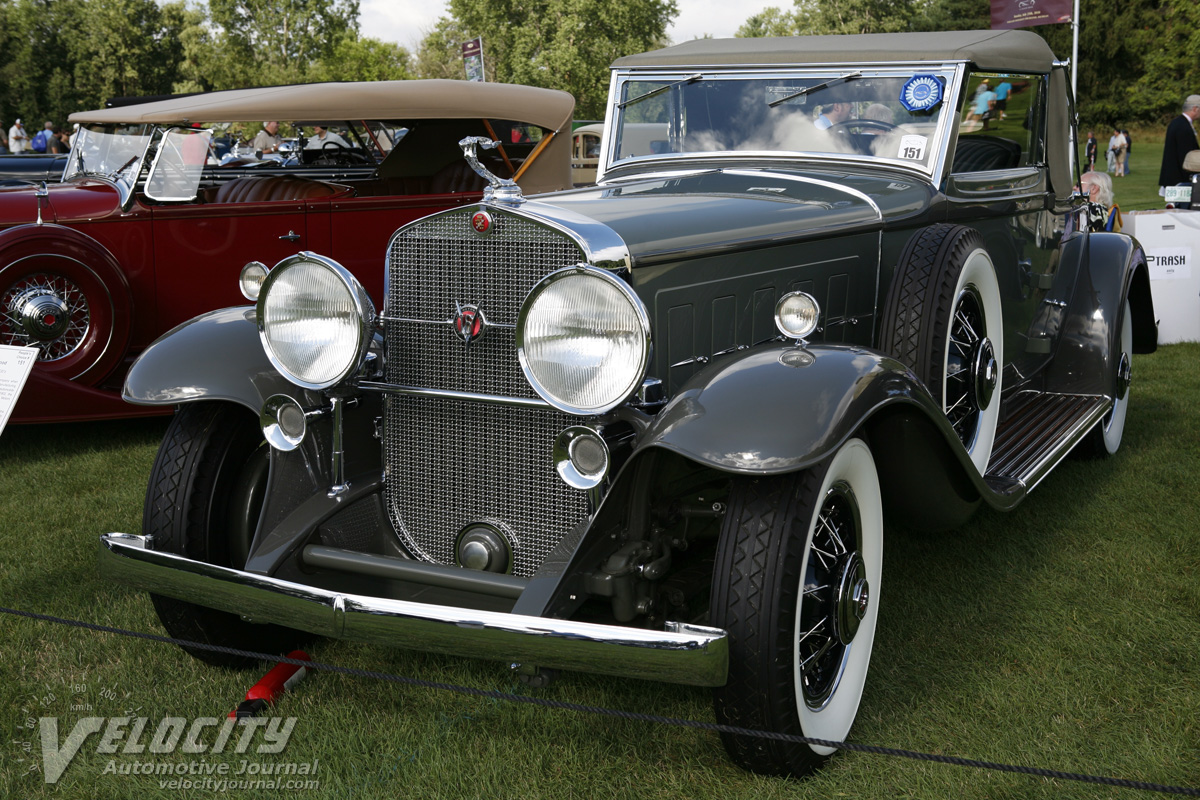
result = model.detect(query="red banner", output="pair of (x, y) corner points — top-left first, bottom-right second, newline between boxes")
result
(991, 0), (1072, 29)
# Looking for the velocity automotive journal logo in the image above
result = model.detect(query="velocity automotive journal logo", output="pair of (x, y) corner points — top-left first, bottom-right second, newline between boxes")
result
(12, 676), (313, 787)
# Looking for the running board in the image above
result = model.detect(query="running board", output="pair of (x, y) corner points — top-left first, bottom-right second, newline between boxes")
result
(985, 393), (1110, 491)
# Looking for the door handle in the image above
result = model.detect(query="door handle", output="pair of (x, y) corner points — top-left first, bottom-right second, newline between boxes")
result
(279, 230), (301, 242)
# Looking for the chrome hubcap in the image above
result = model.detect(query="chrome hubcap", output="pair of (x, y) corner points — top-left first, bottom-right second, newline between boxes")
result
(14, 287), (70, 341)
(833, 553), (869, 646)
(1115, 352), (1131, 401)
(971, 336), (997, 411)
(1, 273), (90, 361)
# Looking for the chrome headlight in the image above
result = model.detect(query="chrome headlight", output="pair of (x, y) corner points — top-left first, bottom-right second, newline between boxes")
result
(257, 253), (375, 390)
(516, 265), (650, 415)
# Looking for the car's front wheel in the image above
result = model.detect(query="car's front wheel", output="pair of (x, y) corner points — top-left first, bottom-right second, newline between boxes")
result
(710, 437), (882, 777)
(145, 402), (310, 668)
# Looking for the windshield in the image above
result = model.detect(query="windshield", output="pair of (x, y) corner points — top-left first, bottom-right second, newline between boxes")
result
(63, 124), (152, 188)
(610, 68), (956, 173)
(144, 127), (212, 201)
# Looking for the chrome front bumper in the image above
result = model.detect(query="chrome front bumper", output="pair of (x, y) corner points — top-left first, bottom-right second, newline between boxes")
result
(100, 533), (728, 687)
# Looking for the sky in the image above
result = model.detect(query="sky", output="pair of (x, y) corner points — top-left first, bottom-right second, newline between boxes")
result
(360, 0), (785, 52)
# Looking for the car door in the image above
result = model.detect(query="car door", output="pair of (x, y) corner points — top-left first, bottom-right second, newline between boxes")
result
(149, 195), (312, 331)
(944, 70), (1075, 386)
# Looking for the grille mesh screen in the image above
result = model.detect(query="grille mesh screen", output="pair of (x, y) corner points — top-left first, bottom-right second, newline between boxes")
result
(384, 209), (585, 398)
(383, 208), (592, 577)
(384, 395), (590, 578)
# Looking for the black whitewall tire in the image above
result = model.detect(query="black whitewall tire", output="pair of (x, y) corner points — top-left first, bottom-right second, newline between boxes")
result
(881, 224), (1004, 474)
(711, 437), (883, 777)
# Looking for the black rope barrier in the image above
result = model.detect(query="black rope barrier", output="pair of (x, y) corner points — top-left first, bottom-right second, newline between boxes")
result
(1, 604), (1196, 796)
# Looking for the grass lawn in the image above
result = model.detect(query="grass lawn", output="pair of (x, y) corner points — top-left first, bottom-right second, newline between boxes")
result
(1, 343), (1198, 799)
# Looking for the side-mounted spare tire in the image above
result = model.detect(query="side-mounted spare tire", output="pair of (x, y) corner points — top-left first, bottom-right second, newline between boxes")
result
(879, 224), (1004, 474)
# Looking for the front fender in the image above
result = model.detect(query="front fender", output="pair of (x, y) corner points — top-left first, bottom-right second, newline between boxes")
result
(516, 343), (991, 618)
(123, 306), (304, 413)
(637, 343), (956, 474)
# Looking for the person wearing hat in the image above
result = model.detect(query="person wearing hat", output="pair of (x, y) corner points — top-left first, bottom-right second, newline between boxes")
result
(7, 119), (28, 153)
(1158, 95), (1200, 196)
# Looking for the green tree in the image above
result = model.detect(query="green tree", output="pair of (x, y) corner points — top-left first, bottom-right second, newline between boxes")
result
(0, 0), (197, 128)
(425, 0), (676, 118)
(737, 0), (914, 37)
(307, 36), (410, 83)
(206, 0), (361, 87)
(413, 17), (481, 81)
(909, 0), (989, 31)
(736, 7), (801, 37)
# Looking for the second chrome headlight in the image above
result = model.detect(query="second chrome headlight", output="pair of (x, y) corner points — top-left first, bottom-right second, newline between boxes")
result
(516, 265), (650, 415)
(257, 253), (375, 390)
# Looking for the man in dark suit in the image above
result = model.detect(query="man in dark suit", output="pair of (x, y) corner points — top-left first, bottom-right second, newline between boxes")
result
(1085, 131), (1098, 171)
(1159, 94), (1200, 195)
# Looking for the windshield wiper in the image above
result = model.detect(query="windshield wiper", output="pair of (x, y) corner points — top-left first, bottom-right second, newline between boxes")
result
(107, 155), (140, 181)
(619, 73), (703, 109)
(768, 71), (862, 108)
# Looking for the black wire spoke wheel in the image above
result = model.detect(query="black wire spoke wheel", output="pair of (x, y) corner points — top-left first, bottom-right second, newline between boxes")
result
(944, 286), (992, 445)
(798, 480), (867, 710)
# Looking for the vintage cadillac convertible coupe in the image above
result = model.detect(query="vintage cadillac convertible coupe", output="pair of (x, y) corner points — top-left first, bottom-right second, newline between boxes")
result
(0, 80), (572, 422)
(102, 31), (1156, 777)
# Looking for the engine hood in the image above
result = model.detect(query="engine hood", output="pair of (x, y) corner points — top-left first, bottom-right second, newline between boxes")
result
(529, 166), (933, 266)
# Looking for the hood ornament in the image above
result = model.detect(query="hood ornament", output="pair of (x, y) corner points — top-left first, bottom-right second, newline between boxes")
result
(459, 136), (524, 205)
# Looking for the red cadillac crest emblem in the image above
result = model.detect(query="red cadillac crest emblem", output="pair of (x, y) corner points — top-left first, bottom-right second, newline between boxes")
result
(471, 210), (492, 234)
(453, 303), (486, 346)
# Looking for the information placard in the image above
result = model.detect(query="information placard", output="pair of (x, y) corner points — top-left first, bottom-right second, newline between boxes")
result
(0, 345), (37, 435)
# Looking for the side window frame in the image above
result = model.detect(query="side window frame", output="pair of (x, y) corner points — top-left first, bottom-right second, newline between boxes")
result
(951, 71), (1046, 176)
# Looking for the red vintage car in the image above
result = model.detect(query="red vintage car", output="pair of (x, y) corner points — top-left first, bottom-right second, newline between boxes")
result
(0, 80), (574, 423)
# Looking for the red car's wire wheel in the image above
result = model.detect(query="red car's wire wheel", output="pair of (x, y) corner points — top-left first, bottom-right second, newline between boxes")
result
(2, 272), (91, 362)
(0, 248), (127, 385)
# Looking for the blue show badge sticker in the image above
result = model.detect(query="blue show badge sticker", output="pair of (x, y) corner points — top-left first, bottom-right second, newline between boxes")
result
(900, 75), (943, 112)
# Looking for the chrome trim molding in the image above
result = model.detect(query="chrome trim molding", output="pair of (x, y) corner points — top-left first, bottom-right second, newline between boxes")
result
(100, 534), (729, 687)
(721, 169), (884, 219)
(356, 381), (553, 408)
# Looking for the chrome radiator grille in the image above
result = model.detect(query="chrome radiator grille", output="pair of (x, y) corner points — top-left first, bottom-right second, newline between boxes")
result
(382, 207), (592, 577)
(384, 208), (585, 398)
(384, 395), (590, 578)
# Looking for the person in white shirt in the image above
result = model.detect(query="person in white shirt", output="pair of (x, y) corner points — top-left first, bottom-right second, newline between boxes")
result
(8, 119), (28, 153)
(305, 125), (349, 149)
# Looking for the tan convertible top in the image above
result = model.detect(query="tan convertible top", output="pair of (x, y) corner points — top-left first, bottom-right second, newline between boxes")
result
(70, 79), (576, 194)
(70, 79), (575, 132)
(613, 30), (1056, 74)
